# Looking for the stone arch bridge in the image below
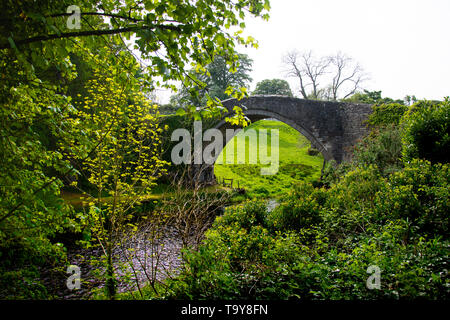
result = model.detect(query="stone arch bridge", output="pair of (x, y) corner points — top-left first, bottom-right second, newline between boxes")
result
(195, 95), (373, 183)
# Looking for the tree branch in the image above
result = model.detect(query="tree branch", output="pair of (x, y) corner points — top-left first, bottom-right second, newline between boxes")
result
(0, 24), (182, 49)
(48, 12), (143, 23)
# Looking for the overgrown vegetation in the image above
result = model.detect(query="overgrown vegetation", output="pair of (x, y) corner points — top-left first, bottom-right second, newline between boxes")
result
(214, 120), (324, 198)
(0, 0), (271, 299)
(1, 0), (448, 302)
(160, 99), (449, 300)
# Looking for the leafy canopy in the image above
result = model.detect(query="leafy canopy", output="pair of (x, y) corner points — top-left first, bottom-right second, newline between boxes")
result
(0, 0), (271, 290)
(253, 79), (293, 97)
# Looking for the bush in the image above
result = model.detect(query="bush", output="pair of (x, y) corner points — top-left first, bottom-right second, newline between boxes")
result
(162, 108), (450, 300)
(319, 166), (386, 244)
(304, 231), (449, 299)
(401, 98), (450, 163)
(166, 205), (308, 299)
(353, 124), (403, 175)
(166, 190), (450, 299)
(307, 147), (320, 156)
(216, 200), (268, 230)
(0, 267), (49, 299)
(373, 159), (449, 238)
(367, 103), (408, 126)
(268, 183), (325, 232)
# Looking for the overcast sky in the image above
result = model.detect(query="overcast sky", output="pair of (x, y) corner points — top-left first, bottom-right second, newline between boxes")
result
(239, 0), (450, 100)
(156, 0), (450, 103)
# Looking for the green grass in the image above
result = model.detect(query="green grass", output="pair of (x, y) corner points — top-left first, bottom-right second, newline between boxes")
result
(214, 120), (324, 198)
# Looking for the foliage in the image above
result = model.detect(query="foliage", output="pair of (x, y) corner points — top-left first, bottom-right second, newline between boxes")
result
(367, 103), (409, 126)
(165, 96), (450, 301)
(267, 183), (325, 232)
(352, 124), (403, 175)
(164, 98), (449, 301)
(214, 120), (323, 198)
(344, 90), (405, 105)
(0, 1), (82, 296)
(166, 201), (309, 299)
(252, 79), (293, 96)
(0, 0), (271, 298)
(401, 98), (450, 164)
(373, 160), (449, 237)
(205, 54), (253, 101)
(167, 158), (449, 299)
(169, 53), (253, 113)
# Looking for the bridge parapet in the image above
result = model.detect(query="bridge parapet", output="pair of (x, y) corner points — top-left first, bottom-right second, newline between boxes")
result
(220, 95), (373, 163)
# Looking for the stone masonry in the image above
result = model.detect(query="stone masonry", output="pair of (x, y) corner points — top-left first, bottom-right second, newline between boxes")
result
(194, 95), (373, 184)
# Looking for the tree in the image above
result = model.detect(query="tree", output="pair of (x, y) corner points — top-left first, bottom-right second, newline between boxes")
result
(402, 98), (450, 164)
(0, 0), (269, 233)
(206, 54), (253, 101)
(252, 79), (293, 96)
(0, 0), (270, 298)
(404, 95), (418, 106)
(283, 50), (368, 100)
(169, 53), (253, 110)
(344, 90), (405, 105)
(63, 59), (169, 299)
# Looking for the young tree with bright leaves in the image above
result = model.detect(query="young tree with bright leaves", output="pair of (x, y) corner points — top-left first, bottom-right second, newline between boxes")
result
(64, 58), (168, 299)
(252, 79), (293, 96)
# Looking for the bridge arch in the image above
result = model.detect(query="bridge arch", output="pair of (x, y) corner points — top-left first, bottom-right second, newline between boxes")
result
(215, 95), (373, 164)
(212, 109), (333, 163)
(191, 95), (372, 184)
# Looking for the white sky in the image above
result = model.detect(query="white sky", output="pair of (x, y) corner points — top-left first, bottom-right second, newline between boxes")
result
(155, 0), (450, 103)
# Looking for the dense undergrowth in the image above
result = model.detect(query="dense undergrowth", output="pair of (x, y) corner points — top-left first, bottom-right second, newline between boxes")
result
(1, 99), (448, 300)
(158, 99), (449, 300)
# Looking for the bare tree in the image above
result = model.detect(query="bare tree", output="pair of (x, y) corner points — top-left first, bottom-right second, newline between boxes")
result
(109, 164), (231, 299)
(283, 50), (330, 99)
(162, 164), (231, 249)
(328, 52), (367, 100)
(283, 50), (368, 101)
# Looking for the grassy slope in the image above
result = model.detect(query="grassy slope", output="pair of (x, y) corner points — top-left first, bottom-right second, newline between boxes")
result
(214, 120), (324, 198)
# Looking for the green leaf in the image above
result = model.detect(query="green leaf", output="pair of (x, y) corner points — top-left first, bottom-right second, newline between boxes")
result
(7, 37), (17, 50)
(176, 108), (186, 116)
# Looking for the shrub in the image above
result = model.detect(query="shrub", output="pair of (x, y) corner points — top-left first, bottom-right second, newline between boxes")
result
(367, 103), (408, 126)
(373, 159), (449, 237)
(307, 147), (320, 156)
(305, 232), (450, 299)
(216, 200), (268, 230)
(318, 167), (386, 245)
(353, 124), (403, 174)
(166, 194), (450, 299)
(166, 208), (308, 299)
(401, 98), (450, 163)
(162, 114), (450, 300)
(268, 183), (325, 232)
